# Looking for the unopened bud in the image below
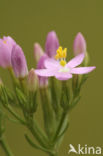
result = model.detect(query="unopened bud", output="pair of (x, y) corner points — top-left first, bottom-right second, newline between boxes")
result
(34, 43), (44, 62)
(73, 32), (86, 56)
(11, 44), (28, 79)
(27, 69), (38, 92)
(45, 31), (59, 58)
(0, 36), (16, 68)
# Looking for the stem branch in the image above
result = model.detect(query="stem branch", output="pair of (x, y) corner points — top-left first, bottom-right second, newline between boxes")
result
(0, 136), (14, 156)
(53, 112), (67, 141)
(6, 105), (26, 125)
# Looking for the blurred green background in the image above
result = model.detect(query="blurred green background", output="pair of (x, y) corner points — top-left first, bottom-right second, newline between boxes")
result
(0, 0), (103, 156)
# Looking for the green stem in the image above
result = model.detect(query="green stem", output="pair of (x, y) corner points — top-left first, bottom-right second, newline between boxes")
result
(8, 68), (19, 88)
(19, 78), (27, 94)
(5, 105), (26, 125)
(0, 136), (14, 156)
(50, 78), (60, 117)
(26, 117), (49, 149)
(40, 88), (55, 138)
(49, 153), (58, 156)
(5, 104), (49, 149)
(28, 126), (47, 148)
(53, 112), (67, 141)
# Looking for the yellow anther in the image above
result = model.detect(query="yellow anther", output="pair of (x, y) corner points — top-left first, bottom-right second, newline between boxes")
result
(55, 53), (60, 60)
(55, 46), (67, 60)
(62, 48), (67, 58)
(3, 40), (7, 44)
(57, 46), (62, 53)
(60, 60), (66, 67)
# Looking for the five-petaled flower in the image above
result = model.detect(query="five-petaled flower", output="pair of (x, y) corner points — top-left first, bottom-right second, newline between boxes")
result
(35, 46), (96, 80)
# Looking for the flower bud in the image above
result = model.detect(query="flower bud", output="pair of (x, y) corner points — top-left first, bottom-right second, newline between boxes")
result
(27, 69), (38, 92)
(45, 31), (59, 58)
(0, 36), (16, 68)
(37, 54), (48, 87)
(73, 32), (86, 56)
(11, 44), (28, 79)
(34, 43), (44, 62)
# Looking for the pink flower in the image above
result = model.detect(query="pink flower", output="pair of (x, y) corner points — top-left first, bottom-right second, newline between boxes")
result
(35, 46), (96, 81)
(11, 44), (28, 78)
(35, 31), (59, 87)
(73, 32), (86, 56)
(0, 36), (16, 68)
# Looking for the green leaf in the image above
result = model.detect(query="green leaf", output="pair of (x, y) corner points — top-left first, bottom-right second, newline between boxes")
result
(57, 122), (69, 140)
(79, 75), (88, 89)
(70, 96), (81, 110)
(25, 134), (52, 153)
(28, 91), (38, 113)
(0, 86), (9, 105)
(15, 87), (27, 108)
(5, 88), (17, 107)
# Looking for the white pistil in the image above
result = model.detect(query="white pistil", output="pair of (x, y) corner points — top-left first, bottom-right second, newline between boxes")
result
(58, 66), (70, 73)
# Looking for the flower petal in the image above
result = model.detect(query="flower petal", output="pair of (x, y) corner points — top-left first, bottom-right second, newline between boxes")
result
(55, 72), (72, 80)
(66, 53), (85, 68)
(44, 58), (60, 69)
(35, 69), (56, 77)
(37, 54), (48, 69)
(70, 66), (96, 74)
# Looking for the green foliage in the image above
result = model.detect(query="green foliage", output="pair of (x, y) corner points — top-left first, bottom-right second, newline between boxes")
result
(0, 68), (88, 156)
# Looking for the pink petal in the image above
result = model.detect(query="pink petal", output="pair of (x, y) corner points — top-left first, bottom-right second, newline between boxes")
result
(70, 66), (96, 74)
(44, 58), (60, 69)
(55, 72), (72, 80)
(66, 53), (85, 68)
(35, 69), (56, 77)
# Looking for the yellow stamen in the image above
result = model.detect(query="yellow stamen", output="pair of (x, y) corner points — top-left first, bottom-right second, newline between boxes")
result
(55, 46), (67, 66)
(55, 46), (67, 60)
(3, 40), (7, 44)
(55, 53), (60, 60)
(62, 48), (67, 58)
(60, 60), (66, 66)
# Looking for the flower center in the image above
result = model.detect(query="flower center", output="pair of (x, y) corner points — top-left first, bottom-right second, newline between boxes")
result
(55, 46), (67, 67)
(59, 67), (70, 73)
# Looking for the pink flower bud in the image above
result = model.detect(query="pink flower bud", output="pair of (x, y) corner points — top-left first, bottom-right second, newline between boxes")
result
(73, 32), (86, 56)
(11, 44), (28, 79)
(45, 31), (59, 58)
(0, 36), (16, 68)
(34, 43), (44, 62)
(37, 54), (48, 87)
(27, 68), (38, 91)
